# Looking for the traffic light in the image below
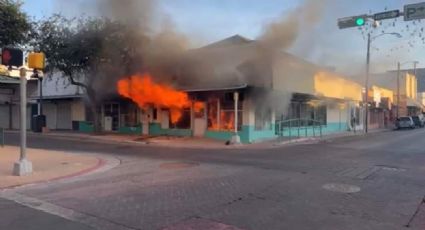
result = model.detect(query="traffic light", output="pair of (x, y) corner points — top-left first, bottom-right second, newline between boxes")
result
(28, 52), (45, 70)
(355, 17), (365, 26)
(1, 47), (23, 67)
(338, 15), (368, 29)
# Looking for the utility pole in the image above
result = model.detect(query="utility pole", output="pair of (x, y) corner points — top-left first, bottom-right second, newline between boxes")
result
(365, 33), (371, 133)
(397, 62), (401, 118)
(13, 67), (32, 176)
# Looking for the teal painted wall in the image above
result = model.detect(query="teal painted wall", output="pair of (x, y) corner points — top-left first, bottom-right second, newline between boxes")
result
(118, 125), (142, 135)
(204, 127), (249, 143)
(79, 121), (94, 133)
(149, 123), (192, 137)
(246, 123), (277, 143)
(204, 124), (277, 144)
(281, 122), (348, 137)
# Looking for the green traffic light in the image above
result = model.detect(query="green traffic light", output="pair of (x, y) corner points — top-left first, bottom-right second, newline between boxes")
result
(356, 17), (365, 26)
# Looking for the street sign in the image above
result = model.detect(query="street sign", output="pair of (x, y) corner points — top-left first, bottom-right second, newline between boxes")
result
(374, 10), (400, 21)
(404, 2), (425, 21)
(338, 14), (368, 29)
(1, 47), (23, 67)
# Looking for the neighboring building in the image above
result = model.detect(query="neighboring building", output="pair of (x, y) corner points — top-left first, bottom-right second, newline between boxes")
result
(371, 71), (423, 117)
(402, 68), (425, 92)
(0, 68), (35, 130)
(27, 72), (86, 131)
(367, 85), (394, 129)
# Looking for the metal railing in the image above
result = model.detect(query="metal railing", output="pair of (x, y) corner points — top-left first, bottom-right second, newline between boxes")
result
(0, 128), (4, 147)
(276, 118), (323, 139)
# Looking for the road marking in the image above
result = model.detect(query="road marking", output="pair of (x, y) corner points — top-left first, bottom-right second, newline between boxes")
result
(0, 191), (136, 230)
(322, 183), (361, 193)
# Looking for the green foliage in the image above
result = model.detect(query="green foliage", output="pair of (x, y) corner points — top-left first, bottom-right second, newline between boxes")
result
(32, 15), (147, 88)
(0, 0), (32, 46)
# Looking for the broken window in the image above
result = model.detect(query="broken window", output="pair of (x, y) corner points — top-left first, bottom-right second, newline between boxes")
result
(220, 100), (242, 131)
(170, 108), (191, 129)
(120, 102), (140, 127)
(207, 98), (242, 131)
(207, 99), (219, 130)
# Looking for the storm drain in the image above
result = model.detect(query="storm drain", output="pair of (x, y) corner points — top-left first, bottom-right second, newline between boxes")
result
(159, 161), (199, 169)
(322, 183), (361, 193)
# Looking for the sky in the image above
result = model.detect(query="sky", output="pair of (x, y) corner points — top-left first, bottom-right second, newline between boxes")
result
(21, 0), (425, 75)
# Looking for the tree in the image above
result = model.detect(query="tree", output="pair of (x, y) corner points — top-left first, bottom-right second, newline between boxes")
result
(0, 0), (32, 47)
(32, 15), (147, 133)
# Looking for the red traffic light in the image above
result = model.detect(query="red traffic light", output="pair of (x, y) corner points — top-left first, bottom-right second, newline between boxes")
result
(1, 47), (23, 67)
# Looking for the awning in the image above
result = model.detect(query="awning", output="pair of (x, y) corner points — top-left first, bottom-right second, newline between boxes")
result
(407, 97), (424, 108)
(180, 83), (248, 92)
(0, 75), (20, 84)
(28, 94), (85, 100)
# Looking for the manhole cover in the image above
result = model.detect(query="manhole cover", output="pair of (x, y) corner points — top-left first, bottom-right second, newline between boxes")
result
(159, 162), (199, 169)
(322, 183), (361, 193)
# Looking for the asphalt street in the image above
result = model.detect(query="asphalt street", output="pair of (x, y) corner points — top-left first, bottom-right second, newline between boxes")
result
(1, 129), (425, 230)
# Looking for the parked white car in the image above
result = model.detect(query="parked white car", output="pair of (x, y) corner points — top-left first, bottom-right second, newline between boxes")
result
(395, 117), (415, 130)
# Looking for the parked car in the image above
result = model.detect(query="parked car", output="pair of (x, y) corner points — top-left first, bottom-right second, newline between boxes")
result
(395, 116), (415, 130)
(411, 116), (424, 128)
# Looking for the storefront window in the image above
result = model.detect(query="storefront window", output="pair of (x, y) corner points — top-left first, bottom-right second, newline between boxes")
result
(120, 102), (139, 127)
(207, 97), (242, 131)
(255, 108), (272, 130)
(220, 100), (242, 131)
(170, 108), (191, 129)
(207, 99), (219, 130)
(287, 102), (327, 126)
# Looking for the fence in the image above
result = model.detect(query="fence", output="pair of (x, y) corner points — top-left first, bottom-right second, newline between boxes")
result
(275, 118), (323, 139)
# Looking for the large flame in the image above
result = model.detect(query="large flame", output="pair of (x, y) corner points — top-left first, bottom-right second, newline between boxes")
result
(117, 73), (190, 124)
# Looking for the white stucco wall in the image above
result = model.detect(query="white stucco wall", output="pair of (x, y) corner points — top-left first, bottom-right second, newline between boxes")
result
(28, 72), (84, 98)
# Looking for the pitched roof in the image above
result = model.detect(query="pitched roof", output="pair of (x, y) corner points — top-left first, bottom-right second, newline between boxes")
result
(200, 35), (253, 49)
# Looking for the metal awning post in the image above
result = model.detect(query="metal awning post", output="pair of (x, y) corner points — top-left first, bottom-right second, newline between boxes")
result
(230, 91), (241, 144)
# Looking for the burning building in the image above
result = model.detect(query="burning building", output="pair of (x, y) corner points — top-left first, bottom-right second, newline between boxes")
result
(105, 35), (366, 143)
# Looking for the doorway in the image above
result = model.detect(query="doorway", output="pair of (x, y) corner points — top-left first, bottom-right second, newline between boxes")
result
(193, 102), (206, 137)
(103, 103), (120, 131)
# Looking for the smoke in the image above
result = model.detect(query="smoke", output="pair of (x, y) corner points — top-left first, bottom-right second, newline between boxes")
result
(259, 0), (330, 52)
(94, 0), (155, 31)
(57, 0), (189, 100)
(253, 0), (333, 117)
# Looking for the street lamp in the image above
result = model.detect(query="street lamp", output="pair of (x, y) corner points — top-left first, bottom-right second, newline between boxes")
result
(396, 61), (419, 117)
(364, 31), (402, 133)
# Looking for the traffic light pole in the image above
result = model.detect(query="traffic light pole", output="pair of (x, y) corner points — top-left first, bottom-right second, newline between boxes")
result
(364, 33), (371, 133)
(13, 68), (32, 176)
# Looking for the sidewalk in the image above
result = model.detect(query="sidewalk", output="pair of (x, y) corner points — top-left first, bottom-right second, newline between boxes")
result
(0, 146), (102, 189)
(6, 128), (392, 150)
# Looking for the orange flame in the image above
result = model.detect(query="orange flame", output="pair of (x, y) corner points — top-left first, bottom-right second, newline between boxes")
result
(117, 73), (190, 124)
(194, 101), (204, 113)
(221, 111), (235, 131)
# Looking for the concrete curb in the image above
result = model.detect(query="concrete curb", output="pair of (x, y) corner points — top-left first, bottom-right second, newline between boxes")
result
(0, 155), (120, 190)
(4, 128), (393, 150)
